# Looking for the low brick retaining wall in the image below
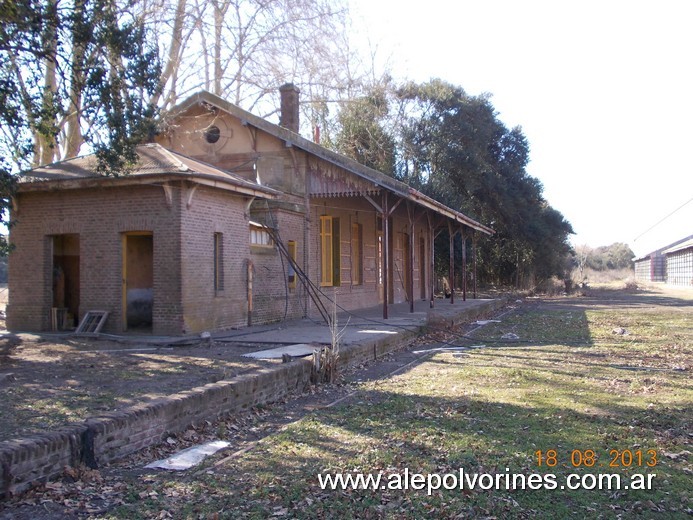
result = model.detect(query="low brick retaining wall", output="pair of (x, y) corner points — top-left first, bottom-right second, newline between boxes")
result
(1, 298), (504, 498)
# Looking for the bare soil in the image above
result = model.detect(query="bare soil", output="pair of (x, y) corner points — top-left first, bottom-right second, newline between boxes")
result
(0, 331), (276, 441)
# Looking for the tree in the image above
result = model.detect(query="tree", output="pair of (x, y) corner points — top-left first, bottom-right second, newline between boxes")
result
(1, 0), (161, 172)
(578, 242), (635, 271)
(332, 81), (396, 175)
(146, 0), (376, 135)
(355, 78), (576, 287)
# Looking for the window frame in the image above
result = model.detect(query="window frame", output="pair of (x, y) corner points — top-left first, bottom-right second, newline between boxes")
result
(320, 215), (340, 287)
(214, 232), (224, 293)
(249, 221), (274, 248)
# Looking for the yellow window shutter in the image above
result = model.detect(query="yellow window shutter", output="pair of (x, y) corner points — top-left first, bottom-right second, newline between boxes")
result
(320, 216), (333, 286)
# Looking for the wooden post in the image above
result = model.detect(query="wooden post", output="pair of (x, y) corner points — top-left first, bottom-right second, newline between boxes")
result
(382, 192), (389, 320)
(473, 232), (478, 299)
(429, 216), (435, 308)
(408, 203), (415, 313)
(448, 221), (455, 304)
(461, 227), (467, 302)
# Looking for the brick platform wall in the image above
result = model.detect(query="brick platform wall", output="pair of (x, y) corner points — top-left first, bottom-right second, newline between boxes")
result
(0, 361), (312, 498)
(0, 298), (505, 499)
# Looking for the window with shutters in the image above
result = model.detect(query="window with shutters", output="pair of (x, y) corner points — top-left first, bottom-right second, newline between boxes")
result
(214, 232), (224, 292)
(320, 216), (340, 286)
(351, 222), (363, 285)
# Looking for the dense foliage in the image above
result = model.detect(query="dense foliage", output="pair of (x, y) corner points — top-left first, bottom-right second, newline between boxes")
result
(574, 242), (634, 272)
(0, 0), (161, 252)
(334, 79), (574, 288)
(331, 83), (396, 176)
(0, 0), (161, 171)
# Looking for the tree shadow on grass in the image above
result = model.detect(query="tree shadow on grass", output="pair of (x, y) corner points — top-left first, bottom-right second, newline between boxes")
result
(200, 288), (690, 517)
(0, 335), (273, 441)
(194, 378), (691, 519)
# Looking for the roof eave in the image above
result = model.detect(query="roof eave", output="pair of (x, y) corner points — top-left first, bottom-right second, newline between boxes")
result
(408, 188), (494, 235)
(17, 172), (279, 199)
(167, 91), (494, 233)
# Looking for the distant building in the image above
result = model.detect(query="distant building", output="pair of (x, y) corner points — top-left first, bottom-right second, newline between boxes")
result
(662, 238), (693, 287)
(634, 234), (693, 287)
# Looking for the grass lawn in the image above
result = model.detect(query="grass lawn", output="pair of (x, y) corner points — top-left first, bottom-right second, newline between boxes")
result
(4, 287), (691, 519)
(98, 288), (691, 519)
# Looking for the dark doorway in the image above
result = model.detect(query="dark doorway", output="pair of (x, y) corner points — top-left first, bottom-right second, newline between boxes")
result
(420, 236), (426, 300)
(122, 233), (153, 331)
(52, 234), (80, 329)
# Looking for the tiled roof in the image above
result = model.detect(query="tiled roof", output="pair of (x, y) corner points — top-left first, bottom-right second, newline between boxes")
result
(167, 91), (494, 235)
(20, 143), (276, 196)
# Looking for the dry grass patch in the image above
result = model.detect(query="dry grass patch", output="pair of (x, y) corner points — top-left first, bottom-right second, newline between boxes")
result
(96, 289), (691, 519)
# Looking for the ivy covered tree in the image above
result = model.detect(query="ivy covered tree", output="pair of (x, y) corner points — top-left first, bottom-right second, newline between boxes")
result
(0, 0), (161, 173)
(0, 0), (161, 252)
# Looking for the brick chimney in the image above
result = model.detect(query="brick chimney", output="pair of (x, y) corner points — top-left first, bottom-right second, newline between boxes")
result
(279, 83), (300, 133)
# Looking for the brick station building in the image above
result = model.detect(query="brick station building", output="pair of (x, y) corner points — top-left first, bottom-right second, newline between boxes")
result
(7, 86), (493, 335)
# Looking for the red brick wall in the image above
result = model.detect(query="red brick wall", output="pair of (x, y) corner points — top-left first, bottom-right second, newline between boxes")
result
(7, 184), (183, 335)
(7, 181), (315, 335)
(306, 197), (431, 319)
(179, 186), (252, 332)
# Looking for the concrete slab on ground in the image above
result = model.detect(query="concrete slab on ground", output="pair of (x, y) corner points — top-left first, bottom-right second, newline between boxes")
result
(214, 298), (497, 349)
(241, 343), (318, 359)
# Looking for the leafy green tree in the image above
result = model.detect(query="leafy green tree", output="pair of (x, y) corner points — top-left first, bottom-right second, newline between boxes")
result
(332, 82), (396, 175)
(0, 0), (161, 173)
(0, 0), (161, 253)
(385, 79), (574, 287)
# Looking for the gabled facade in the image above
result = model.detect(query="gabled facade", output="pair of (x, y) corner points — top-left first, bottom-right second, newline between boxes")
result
(7, 86), (493, 335)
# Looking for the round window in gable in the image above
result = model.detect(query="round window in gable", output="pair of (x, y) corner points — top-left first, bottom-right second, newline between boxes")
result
(204, 125), (221, 144)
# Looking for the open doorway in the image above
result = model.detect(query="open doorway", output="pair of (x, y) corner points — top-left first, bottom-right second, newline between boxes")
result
(402, 232), (411, 302)
(420, 236), (426, 300)
(122, 232), (153, 331)
(52, 234), (80, 329)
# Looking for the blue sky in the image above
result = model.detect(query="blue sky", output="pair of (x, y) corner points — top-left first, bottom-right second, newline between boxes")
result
(349, 0), (693, 257)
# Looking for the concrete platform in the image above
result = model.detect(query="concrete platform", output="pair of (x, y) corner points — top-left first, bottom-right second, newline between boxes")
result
(211, 297), (500, 351)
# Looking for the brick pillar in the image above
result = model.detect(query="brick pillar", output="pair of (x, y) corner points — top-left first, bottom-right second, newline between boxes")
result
(279, 83), (300, 133)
